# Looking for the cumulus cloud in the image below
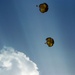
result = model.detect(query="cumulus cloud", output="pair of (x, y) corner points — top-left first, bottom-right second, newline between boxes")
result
(0, 46), (39, 75)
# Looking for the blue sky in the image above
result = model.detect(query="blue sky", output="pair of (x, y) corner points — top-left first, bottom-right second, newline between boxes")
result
(0, 0), (75, 75)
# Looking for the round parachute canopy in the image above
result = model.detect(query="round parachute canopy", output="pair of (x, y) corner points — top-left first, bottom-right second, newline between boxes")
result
(45, 37), (54, 47)
(38, 3), (49, 13)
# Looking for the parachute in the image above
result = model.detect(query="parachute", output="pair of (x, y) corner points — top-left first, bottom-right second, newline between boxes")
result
(45, 37), (54, 47)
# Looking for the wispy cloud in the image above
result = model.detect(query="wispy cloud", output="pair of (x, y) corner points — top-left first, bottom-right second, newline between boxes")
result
(0, 46), (39, 75)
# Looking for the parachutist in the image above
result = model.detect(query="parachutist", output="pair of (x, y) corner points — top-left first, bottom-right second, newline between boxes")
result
(45, 37), (54, 47)
(36, 3), (49, 13)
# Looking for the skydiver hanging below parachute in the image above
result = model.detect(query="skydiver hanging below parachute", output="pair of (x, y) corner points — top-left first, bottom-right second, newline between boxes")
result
(36, 3), (49, 13)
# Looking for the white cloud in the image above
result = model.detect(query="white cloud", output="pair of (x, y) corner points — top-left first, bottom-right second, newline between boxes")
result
(0, 46), (39, 75)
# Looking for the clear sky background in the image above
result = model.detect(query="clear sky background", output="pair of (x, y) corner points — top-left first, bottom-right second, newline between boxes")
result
(0, 0), (75, 75)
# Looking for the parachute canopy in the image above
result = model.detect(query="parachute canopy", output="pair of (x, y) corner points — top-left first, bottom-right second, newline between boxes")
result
(36, 3), (49, 13)
(45, 37), (54, 47)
